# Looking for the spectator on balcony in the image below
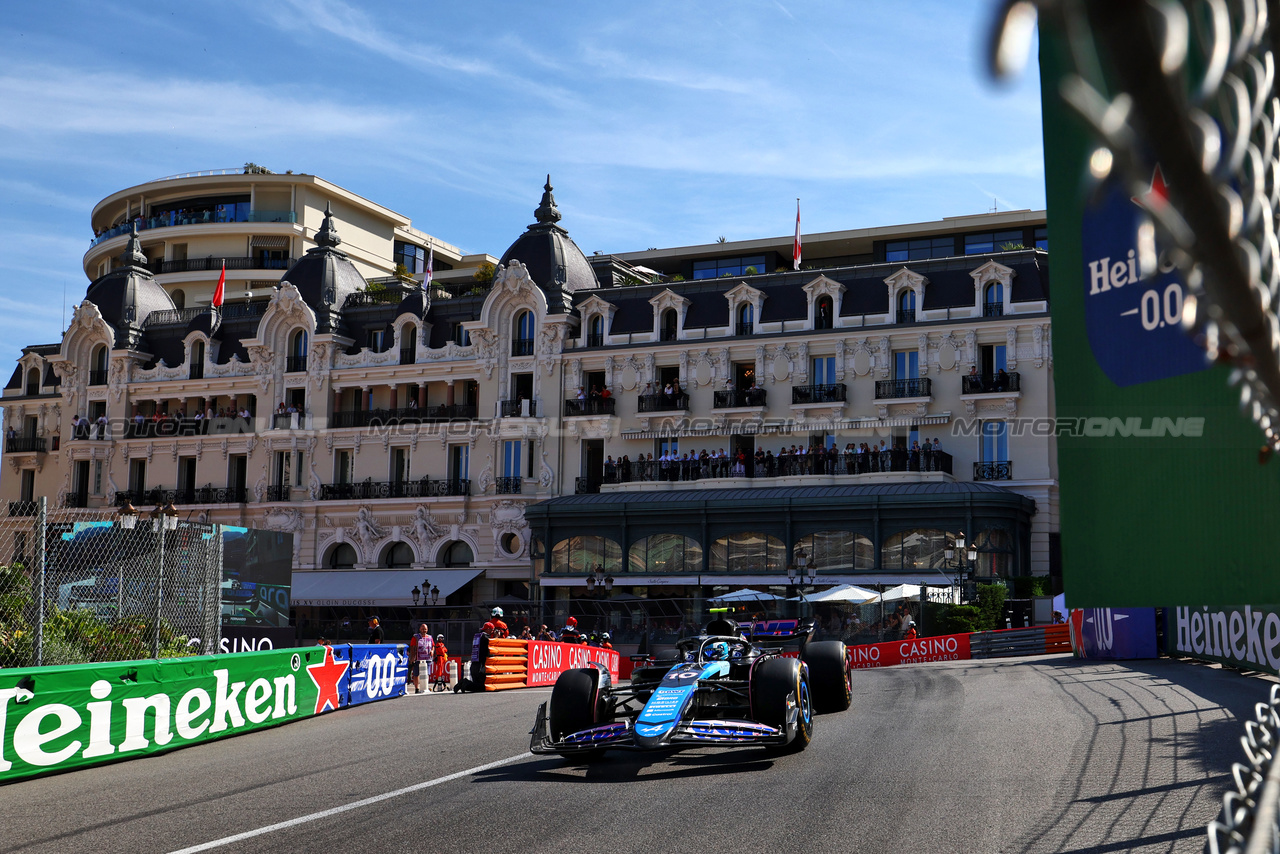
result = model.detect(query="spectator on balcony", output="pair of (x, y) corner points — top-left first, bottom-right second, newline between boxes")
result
(995, 368), (1009, 392)
(96, 413), (109, 439)
(600, 386), (611, 400)
(605, 456), (616, 481)
(277, 402), (287, 415)
(663, 382), (673, 398)
(968, 364), (983, 392)
(747, 381), (764, 406)
(589, 385), (601, 400)
(725, 377), (736, 392)
(620, 455), (632, 482)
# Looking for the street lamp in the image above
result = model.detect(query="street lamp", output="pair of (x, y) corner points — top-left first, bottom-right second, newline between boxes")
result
(149, 503), (179, 658)
(944, 533), (979, 604)
(411, 585), (421, 606)
(584, 565), (612, 597)
(430, 584), (439, 605)
(117, 502), (138, 530)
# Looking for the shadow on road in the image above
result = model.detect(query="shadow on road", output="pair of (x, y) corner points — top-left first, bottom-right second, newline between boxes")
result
(475, 749), (777, 784)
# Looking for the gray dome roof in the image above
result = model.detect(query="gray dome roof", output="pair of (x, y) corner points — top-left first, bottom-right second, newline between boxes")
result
(279, 203), (367, 333)
(498, 177), (596, 313)
(83, 225), (176, 348)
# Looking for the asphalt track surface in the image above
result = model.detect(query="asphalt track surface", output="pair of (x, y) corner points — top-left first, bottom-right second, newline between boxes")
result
(2, 653), (1267, 854)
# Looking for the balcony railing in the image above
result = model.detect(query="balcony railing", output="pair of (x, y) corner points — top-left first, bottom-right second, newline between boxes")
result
(500, 399), (539, 418)
(400, 347), (415, 365)
(735, 322), (754, 336)
(189, 363), (204, 380)
(495, 476), (522, 495)
(575, 477), (601, 494)
(89, 370), (108, 386)
(9, 501), (37, 517)
(974, 461), (1012, 481)
(111, 486), (247, 506)
(874, 378), (932, 399)
(123, 417), (254, 437)
(344, 289), (409, 308)
(897, 309), (916, 324)
(586, 333), (604, 347)
(791, 383), (846, 404)
(272, 413), (301, 430)
(638, 392), (689, 412)
(5, 437), (46, 453)
(285, 356), (307, 373)
(330, 405), (478, 428)
(150, 255), (298, 275)
(265, 484), (292, 502)
(714, 389), (766, 408)
(983, 302), (1005, 317)
(90, 209), (297, 247)
(512, 339), (535, 356)
(962, 371), (1020, 394)
(63, 492), (90, 508)
(603, 447), (954, 482)
(564, 398), (616, 416)
(143, 301), (268, 327)
(660, 328), (678, 341)
(318, 479), (470, 500)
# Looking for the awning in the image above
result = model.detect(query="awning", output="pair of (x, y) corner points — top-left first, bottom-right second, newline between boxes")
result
(538, 574), (950, 588)
(292, 569), (481, 607)
(250, 235), (292, 249)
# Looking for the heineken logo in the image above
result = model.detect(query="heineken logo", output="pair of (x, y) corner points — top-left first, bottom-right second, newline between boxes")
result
(0, 649), (314, 782)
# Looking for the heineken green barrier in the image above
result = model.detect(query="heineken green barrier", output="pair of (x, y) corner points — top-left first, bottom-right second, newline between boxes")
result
(0, 645), (351, 784)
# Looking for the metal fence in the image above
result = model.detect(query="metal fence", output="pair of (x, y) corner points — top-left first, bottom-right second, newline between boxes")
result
(1207, 683), (1280, 854)
(0, 498), (222, 669)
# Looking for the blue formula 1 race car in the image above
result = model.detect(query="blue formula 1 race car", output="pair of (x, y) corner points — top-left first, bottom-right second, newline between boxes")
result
(530, 618), (851, 757)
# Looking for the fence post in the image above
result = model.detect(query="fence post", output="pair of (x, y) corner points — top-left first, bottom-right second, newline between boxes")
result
(204, 524), (222, 656)
(34, 496), (47, 667)
(152, 520), (165, 659)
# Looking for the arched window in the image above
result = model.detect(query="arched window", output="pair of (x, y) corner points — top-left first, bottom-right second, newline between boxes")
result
(550, 535), (623, 574)
(627, 534), (703, 574)
(709, 532), (785, 573)
(440, 540), (474, 568)
(588, 315), (604, 347)
(972, 528), (1015, 578)
(880, 528), (958, 571)
(737, 303), (754, 335)
(815, 295), (834, 330)
(513, 310), (534, 355)
(89, 345), (108, 387)
(793, 531), (874, 571)
(984, 283), (1004, 317)
(288, 329), (308, 372)
(897, 289), (917, 323)
(382, 541), (414, 568)
(661, 308), (678, 341)
(328, 543), (357, 569)
(190, 340), (205, 380)
(25, 368), (40, 396)
(401, 324), (416, 365)
(171, 289), (185, 311)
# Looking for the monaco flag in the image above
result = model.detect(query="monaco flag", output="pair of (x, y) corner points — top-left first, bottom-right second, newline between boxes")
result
(792, 200), (802, 270)
(212, 262), (225, 308)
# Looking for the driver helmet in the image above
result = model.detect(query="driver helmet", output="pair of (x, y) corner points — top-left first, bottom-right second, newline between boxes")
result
(706, 641), (730, 660)
(491, 607), (503, 618)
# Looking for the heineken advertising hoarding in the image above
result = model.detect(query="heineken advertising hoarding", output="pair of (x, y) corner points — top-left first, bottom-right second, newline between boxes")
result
(1040, 23), (1280, 606)
(1165, 605), (1280, 675)
(0, 645), (362, 784)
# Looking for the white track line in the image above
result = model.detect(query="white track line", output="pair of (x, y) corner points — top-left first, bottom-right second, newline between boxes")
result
(167, 751), (534, 853)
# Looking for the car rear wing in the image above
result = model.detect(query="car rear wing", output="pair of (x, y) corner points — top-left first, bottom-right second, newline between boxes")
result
(738, 618), (815, 648)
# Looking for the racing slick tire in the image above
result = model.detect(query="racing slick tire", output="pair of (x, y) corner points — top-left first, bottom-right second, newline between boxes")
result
(548, 668), (612, 760)
(803, 640), (852, 713)
(751, 657), (813, 753)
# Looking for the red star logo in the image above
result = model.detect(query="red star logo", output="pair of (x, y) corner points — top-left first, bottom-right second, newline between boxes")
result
(306, 645), (349, 714)
(1131, 164), (1169, 209)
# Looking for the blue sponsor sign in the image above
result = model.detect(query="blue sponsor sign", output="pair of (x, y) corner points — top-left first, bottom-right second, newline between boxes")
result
(1069, 608), (1157, 660)
(1080, 179), (1207, 387)
(345, 644), (407, 705)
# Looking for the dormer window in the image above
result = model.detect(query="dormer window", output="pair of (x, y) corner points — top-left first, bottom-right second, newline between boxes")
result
(190, 340), (205, 380)
(287, 329), (308, 372)
(588, 315), (604, 347)
(815, 296), (833, 330)
(984, 283), (1004, 317)
(737, 304), (754, 336)
(25, 367), (39, 396)
(513, 310), (535, 355)
(661, 309), (678, 341)
(90, 345), (108, 386)
(897, 290), (917, 324)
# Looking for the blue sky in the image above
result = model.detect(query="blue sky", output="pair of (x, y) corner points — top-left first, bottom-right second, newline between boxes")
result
(0, 0), (1043, 367)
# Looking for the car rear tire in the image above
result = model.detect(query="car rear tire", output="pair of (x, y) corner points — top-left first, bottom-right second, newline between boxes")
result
(803, 640), (852, 713)
(751, 657), (812, 752)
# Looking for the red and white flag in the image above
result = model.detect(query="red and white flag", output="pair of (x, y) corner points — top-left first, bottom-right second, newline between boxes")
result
(792, 200), (802, 270)
(425, 244), (433, 287)
(212, 262), (225, 308)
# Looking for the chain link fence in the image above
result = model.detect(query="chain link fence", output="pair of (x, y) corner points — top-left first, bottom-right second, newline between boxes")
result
(1207, 683), (1280, 854)
(0, 498), (222, 669)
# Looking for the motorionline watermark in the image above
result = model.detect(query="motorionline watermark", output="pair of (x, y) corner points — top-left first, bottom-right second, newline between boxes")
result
(950, 416), (1205, 438)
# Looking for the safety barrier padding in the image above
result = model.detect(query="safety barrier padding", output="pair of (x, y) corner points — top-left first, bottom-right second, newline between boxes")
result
(479, 640), (621, 690)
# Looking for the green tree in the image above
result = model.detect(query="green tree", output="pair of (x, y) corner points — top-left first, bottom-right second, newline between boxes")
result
(473, 262), (496, 284)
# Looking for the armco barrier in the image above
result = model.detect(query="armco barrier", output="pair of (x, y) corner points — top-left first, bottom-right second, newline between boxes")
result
(480, 640), (620, 691)
(969, 625), (1071, 659)
(845, 625), (1071, 670)
(0, 643), (405, 785)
